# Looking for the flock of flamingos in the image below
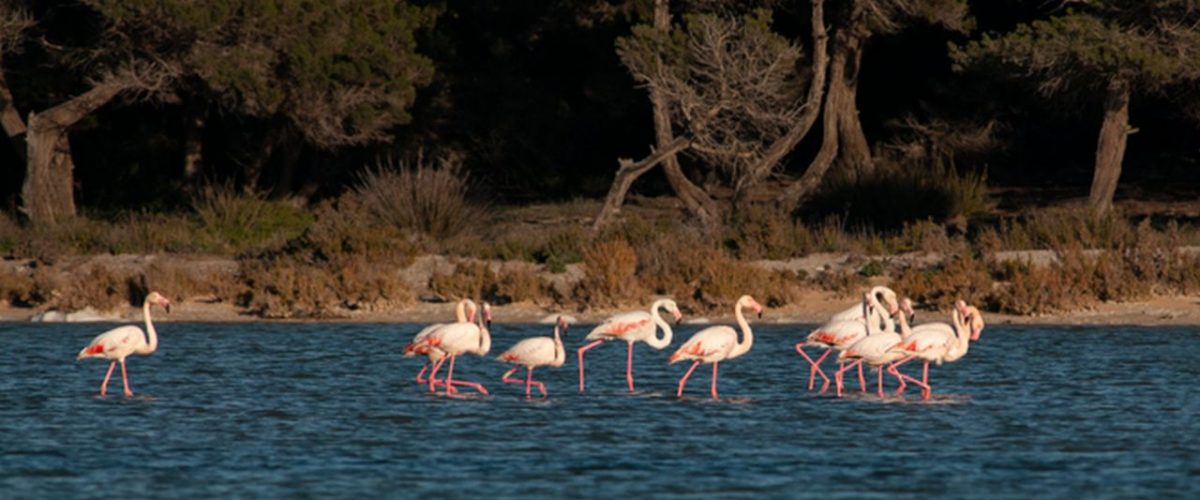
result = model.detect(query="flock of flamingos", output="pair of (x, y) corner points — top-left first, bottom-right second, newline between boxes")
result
(75, 288), (985, 401)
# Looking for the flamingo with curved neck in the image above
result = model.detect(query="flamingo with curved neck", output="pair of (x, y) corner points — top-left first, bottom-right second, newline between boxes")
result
(577, 298), (682, 393)
(885, 300), (985, 399)
(497, 316), (570, 398)
(76, 291), (171, 397)
(796, 286), (907, 394)
(834, 296), (915, 397)
(414, 302), (493, 396)
(405, 299), (477, 385)
(668, 295), (762, 400)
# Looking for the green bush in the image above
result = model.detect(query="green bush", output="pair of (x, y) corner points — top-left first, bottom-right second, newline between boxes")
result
(192, 184), (313, 255)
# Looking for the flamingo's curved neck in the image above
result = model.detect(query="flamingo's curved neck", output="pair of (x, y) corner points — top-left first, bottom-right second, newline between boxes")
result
(729, 301), (754, 359)
(141, 298), (158, 354)
(476, 312), (491, 355)
(896, 306), (912, 339)
(953, 310), (972, 354)
(456, 299), (476, 323)
(866, 293), (895, 334)
(644, 299), (674, 349)
(552, 323), (565, 365)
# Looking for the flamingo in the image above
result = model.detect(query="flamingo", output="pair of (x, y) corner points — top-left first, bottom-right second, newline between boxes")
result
(403, 299), (477, 385)
(496, 316), (569, 398)
(412, 302), (492, 396)
(668, 295), (762, 400)
(834, 296), (915, 397)
(795, 286), (905, 393)
(76, 291), (171, 397)
(885, 300), (985, 400)
(577, 298), (682, 393)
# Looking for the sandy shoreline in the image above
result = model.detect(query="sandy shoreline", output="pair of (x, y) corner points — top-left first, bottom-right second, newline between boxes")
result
(5, 291), (1198, 326)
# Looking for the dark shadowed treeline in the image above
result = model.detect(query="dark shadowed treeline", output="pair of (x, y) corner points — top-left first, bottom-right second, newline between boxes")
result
(1, 0), (1197, 227)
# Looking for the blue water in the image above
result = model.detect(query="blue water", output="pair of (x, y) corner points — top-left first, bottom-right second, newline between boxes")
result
(0, 322), (1196, 498)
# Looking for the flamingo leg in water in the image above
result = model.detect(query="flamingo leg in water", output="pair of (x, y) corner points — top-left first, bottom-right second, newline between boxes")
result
(626, 342), (635, 393)
(710, 362), (720, 400)
(427, 357), (447, 393)
(886, 362), (907, 394)
(921, 361), (933, 400)
(119, 359), (132, 398)
(888, 358), (930, 397)
(442, 356), (489, 396)
(858, 362), (867, 393)
(415, 363), (429, 384)
(99, 361), (116, 397)
(795, 345), (831, 392)
(501, 367), (523, 385)
(876, 365), (885, 398)
(676, 360), (701, 397)
(444, 355), (458, 395)
(834, 360), (863, 397)
(576, 339), (606, 392)
(523, 367), (546, 399)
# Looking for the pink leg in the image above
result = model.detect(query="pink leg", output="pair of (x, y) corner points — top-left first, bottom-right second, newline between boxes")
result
(99, 361), (116, 397)
(525, 366), (533, 399)
(710, 362), (720, 400)
(857, 362), (867, 393)
(876, 365), (884, 398)
(444, 355), (458, 395)
(676, 360), (701, 397)
(501, 367), (523, 385)
(795, 345), (831, 391)
(415, 363), (429, 384)
(119, 359), (132, 398)
(427, 357), (446, 393)
(577, 339), (605, 392)
(834, 360), (863, 397)
(922, 361), (933, 400)
(886, 362), (907, 394)
(626, 342), (636, 393)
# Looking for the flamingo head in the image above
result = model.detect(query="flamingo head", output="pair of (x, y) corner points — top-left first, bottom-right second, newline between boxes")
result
(966, 306), (984, 341)
(464, 299), (478, 323)
(954, 299), (969, 320)
(147, 291), (171, 313)
(556, 315), (570, 336)
(900, 297), (915, 323)
(482, 302), (493, 329)
(664, 299), (683, 324)
(875, 287), (899, 316)
(740, 295), (763, 318)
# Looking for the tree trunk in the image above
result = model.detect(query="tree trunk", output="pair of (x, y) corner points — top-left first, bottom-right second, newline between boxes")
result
(594, 0), (718, 230)
(1088, 78), (1132, 218)
(0, 69), (26, 162)
(592, 137), (691, 230)
(776, 1), (870, 210)
(182, 102), (205, 180)
(832, 30), (872, 175)
(20, 84), (123, 225)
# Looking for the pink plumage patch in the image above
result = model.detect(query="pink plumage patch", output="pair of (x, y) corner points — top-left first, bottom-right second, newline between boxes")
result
(500, 353), (519, 362)
(83, 344), (105, 355)
(611, 319), (649, 336)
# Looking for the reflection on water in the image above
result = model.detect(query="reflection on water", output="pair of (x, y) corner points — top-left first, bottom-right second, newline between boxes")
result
(0, 322), (1196, 498)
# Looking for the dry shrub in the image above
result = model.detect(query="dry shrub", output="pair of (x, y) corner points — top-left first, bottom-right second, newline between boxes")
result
(355, 153), (480, 241)
(335, 255), (413, 311)
(238, 256), (342, 318)
(813, 269), (865, 298)
(496, 263), (549, 304)
(51, 264), (131, 313)
(891, 251), (991, 310)
(143, 259), (240, 303)
(110, 212), (201, 254)
(0, 264), (33, 306)
(892, 219), (955, 254)
(429, 260), (499, 302)
(575, 239), (640, 307)
(993, 261), (1065, 315)
(305, 196), (417, 268)
(192, 184), (314, 255)
(0, 212), (20, 255)
(726, 204), (810, 259)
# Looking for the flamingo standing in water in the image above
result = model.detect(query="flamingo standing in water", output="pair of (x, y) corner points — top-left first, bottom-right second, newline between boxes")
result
(412, 303), (492, 395)
(403, 299), (477, 385)
(835, 296), (915, 397)
(76, 291), (171, 397)
(885, 300), (985, 400)
(796, 286), (903, 393)
(496, 316), (569, 398)
(668, 295), (762, 400)
(577, 298), (682, 393)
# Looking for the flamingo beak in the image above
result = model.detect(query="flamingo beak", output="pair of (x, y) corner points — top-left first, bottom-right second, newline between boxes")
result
(674, 312), (683, 325)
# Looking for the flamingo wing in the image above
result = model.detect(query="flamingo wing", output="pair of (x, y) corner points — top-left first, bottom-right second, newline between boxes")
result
(889, 326), (954, 358)
(427, 322), (482, 354)
(841, 332), (901, 363)
(77, 325), (145, 360)
(827, 303), (864, 323)
(807, 318), (868, 348)
(585, 311), (652, 341)
(497, 337), (555, 366)
(669, 326), (736, 363)
(404, 323), (445, 357)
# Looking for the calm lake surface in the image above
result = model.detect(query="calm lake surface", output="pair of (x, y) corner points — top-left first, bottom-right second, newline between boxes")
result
(0, 321), (1196, 498)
